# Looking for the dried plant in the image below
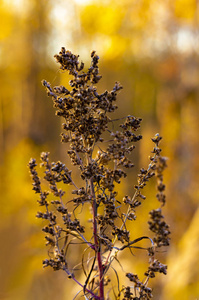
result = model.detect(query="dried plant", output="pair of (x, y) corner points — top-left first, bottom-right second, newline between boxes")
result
(28, 48), (170, 300)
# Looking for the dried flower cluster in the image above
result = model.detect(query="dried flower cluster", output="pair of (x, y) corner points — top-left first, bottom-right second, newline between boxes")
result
(28, 48), (170, 300)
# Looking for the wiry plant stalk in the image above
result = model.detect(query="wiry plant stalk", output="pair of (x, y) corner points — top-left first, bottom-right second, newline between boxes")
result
(90, 177), (104, 299)
(28, 48), (170, 300)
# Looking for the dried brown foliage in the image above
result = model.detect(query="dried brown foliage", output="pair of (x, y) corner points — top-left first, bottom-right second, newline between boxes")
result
(28, 48), (170, 300)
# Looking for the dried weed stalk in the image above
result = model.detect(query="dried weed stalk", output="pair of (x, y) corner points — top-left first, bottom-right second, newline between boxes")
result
(28, 48), (170, 300)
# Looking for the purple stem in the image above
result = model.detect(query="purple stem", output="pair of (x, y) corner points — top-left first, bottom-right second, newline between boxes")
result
(90, 178), (105, 300)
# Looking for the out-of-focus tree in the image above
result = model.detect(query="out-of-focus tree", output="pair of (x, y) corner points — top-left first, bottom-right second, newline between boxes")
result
(0, 1), (67, 299)
(162, 207), (199, 299)
(0, 0), (58, 159)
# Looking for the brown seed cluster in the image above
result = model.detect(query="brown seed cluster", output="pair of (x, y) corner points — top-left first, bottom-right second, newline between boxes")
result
(144, 259), (167, 278)
(148, 208), (170, 247)
(125, 273), (152, 299)
(28, 48), (170, 300)
(146, 134), (170, 249)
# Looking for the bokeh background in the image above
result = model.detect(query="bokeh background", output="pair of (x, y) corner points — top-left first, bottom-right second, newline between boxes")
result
(1, 0), (199, 299)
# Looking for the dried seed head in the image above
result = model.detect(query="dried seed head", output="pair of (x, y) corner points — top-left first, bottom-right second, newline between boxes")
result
(29, 48), (170, 299)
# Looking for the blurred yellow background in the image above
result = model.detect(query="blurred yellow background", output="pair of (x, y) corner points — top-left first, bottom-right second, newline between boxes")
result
(1, 0), (199, 299)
